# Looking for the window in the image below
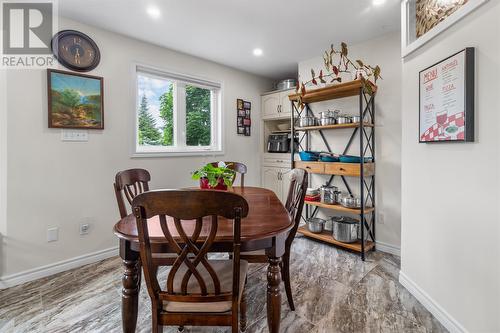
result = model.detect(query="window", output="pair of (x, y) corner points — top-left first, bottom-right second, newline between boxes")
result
(134, 65), (222, 156)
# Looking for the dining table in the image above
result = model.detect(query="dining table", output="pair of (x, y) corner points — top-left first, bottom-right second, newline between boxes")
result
(113, 186), (293, 333)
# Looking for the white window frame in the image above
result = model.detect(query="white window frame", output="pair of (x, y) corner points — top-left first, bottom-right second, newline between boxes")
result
(132, 63), (224, 157)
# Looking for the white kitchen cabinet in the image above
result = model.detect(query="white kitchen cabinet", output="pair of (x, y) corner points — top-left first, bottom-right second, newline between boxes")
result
(262, 93), (280, 119)
(261, 89), (294, 120)
(279, 91), (292, 118)
(261, 166), (291, 203)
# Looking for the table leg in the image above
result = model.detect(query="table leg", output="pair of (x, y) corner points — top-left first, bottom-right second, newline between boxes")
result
(267, 255), (282, 333)
(121, 240), (141, 333)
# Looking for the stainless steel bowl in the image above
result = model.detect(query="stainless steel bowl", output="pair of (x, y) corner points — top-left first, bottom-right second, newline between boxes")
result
(306, 218), (325, 233)
(340, 195), (362, 208)
(319, 117), (336, 126)
(332, 216), (359, 243)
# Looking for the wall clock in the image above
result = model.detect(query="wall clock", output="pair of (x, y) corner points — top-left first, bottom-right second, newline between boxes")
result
(51, 30), (101, 72)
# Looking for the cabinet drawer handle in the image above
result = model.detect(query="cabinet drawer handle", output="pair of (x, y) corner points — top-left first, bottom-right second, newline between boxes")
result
(340, 168), (346, 171)
(306, 166), (311, 169)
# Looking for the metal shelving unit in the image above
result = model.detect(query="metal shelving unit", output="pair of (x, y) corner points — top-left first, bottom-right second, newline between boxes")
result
(289, 80), (376, 260)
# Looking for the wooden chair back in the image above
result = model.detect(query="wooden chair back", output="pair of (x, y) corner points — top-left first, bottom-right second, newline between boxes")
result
(283, 169), (308, 246)
(132, 189), (249, 308)
(209, 162), (247, 187)
(114, 168), (151, 218)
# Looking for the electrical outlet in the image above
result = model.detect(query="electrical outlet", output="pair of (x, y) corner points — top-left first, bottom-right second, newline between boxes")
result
(79, 223), (90, 235)
(47, 227), (58, 242)
(378, 213), (385, 225)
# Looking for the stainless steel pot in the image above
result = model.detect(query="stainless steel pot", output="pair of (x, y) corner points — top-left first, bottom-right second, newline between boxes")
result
(339, 195), (362, 208)
(306, 218), (325, 233)
(336, 116), (352, 124)
(276, 79), (297, 90)
(351, 115), (361, 123)
(332, 216), (359, 243)
(298, 117), (317, 127)
(320, 186), (338, 204)
(319, 117), (336, 126)
(319, 111), (334, 118)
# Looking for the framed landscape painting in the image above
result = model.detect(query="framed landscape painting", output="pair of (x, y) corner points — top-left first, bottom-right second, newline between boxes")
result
(48, 69), (104, 129)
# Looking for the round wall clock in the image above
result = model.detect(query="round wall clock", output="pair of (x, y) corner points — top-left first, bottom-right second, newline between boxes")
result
(51, 30), (101, 72)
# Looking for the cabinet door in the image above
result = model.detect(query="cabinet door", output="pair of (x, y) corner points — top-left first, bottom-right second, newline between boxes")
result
(279, 91), (293, 118)
(262, 167), (282, 200)
(262, 93), (280, 119)
(280, 168), (292, 204)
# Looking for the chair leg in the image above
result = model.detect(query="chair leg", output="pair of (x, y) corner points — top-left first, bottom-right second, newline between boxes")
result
(152, 311), (161, 333)
(178, 326), (184, 332)
(282, 251), (295, 311)
(240, 289), (247, 332)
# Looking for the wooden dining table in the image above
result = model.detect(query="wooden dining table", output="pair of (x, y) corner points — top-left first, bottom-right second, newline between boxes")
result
(113, 186), (292, 333)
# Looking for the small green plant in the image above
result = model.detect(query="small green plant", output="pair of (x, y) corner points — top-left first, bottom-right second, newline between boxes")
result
(192, 162), (236, 187)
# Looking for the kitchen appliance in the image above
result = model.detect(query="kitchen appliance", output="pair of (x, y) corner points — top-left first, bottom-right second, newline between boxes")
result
(320, 186), (338, 204)
(331, 216), (359, 243)
(267, 133), (289, 153)
(306, 218), (325, 233)
(276, 79), (297, 90)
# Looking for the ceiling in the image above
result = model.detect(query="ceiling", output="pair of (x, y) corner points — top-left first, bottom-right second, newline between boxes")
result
(59, 0), (400, 80)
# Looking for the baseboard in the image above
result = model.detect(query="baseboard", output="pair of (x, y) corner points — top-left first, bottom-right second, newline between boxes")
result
(375, 241), (401, 256)
(399, 271), (468, 333)
(0, 246), (119, 289)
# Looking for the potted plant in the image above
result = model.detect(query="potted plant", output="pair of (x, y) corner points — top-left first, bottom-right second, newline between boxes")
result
(192, 162), (236, 190)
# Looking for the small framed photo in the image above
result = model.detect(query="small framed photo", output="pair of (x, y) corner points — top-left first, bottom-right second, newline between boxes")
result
(238, 109), (246, 117)
(245, 109), (250, 117)
(237, 126), (245, 135)
(244, 127), (251, 136)
(237, 117), (243, 126)
(237, 99), (244, 110)
(243, 101), (251, 109)
(243, 118), (251, 126)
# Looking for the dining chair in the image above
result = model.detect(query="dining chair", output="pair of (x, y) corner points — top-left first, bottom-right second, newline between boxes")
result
(240, 168), (308, 311)
(132, 189), (250, 333)
(113, 168), (151, 219)
(210, 162), (247, 187)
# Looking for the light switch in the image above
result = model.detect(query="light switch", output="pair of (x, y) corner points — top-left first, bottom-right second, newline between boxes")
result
(61, 129), (88, 142)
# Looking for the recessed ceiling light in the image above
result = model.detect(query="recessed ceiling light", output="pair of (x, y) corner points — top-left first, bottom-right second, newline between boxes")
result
(146, 6), (161, 19)
(253, 48), (263, 56)
(372, 0), (386, 5)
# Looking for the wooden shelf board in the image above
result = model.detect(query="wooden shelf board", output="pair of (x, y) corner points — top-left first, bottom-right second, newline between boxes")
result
(289, 80), (377, 103)
(298, 226), (374, 252)
(295, 122), (373, 131)
(305, 201), (374, 214)
(294, 161), (375, 177)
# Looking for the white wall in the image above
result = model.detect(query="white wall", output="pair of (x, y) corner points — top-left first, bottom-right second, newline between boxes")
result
(400, 2), (500, 332)
(298, 31), (402, 253)
(0, 17), (272, 281)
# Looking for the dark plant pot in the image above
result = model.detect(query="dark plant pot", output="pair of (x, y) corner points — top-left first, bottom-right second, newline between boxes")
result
(199, 177), (228, 191)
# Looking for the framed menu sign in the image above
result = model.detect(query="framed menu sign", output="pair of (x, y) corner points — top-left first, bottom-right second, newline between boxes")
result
(419, 48), (475, 143)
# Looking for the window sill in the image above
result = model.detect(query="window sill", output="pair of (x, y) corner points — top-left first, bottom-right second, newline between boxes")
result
(131, 150), (224, 158)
